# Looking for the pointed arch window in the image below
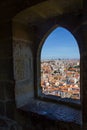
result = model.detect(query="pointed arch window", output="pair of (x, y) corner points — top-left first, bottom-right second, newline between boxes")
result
(40, 27), (80, 104)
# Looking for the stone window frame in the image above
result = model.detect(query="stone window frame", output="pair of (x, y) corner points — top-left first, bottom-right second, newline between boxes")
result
(12, 18), (82, 128)
(36, 25), (82, 109)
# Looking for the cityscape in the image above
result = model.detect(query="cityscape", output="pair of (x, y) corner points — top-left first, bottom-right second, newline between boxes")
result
(41, 59), (80, 100)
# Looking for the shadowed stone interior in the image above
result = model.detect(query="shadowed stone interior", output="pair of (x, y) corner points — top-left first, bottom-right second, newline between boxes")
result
(0, 0), (86, 129)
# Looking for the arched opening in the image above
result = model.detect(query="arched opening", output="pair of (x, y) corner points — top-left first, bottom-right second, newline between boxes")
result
(40, 27), (80, 103)
(11, 2), (82, 128)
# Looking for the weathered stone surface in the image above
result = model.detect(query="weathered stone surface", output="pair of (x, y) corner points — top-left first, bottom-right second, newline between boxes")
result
(0, 116), (23, 130)
(0, 0), (84, 130)
(5, 101), (16, 119)
(13, 39), (34, 107)
(0, 81), (14, 100)
(20, 98), (82, 126)
(0, 101), (5, 116)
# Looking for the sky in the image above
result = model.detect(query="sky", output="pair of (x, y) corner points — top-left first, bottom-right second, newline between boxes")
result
(41, 27), (80, 60)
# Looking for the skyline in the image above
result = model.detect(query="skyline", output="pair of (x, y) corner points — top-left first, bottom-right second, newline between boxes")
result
(41, 27), (80, 60)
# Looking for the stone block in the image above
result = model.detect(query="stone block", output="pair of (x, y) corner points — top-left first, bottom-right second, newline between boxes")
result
(0, 22), (12, 40)
(6, 100), (16, 119)
(83, 123), (87, 130)
(0, 85), (5, 100)
(0, 118), (7, 127)
(0, 58), (13, 73)
(0, 59), (13, 80)
(0, 101), (5, 115)
(0, 81), (15, 100)
(0, 38), (12, 58)
(5, 83), (15, 100)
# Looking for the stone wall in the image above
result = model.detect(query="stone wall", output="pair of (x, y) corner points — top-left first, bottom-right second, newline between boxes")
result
(12, 21), (34, 107)
(0, 6), (85, 130)
(0, 21), (15, 119)
(0, 113), (81, 130)
(13, 39), (34, 107)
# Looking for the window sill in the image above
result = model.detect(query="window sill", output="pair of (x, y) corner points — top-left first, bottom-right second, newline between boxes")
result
(19, 98), (82, 126)
(38, 93), (81, 109)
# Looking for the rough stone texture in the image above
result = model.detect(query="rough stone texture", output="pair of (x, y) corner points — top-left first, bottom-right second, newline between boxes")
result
(13, 39), (33, 81)
(0, 81), (14, 100)
(13, 39), (34, 107)
(0, 114), (82, 130)
(20, 98), (82, 125)
(0, 101), (5, 116)
(82, 24), (87, 129)
(0, 116), (22, 130)
(0, 0), (85, 130)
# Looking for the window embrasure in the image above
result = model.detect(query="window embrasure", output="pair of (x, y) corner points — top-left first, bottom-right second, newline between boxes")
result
(39, 27), (80, 106)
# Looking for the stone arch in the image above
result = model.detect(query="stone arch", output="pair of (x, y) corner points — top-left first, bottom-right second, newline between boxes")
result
(37, 24), (82, 105)
(0, 0), (84, 129)
(12, 0), (83, 109)
(39, 25), (80, 58)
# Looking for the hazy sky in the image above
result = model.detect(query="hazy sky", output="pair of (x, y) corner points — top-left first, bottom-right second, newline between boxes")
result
(41, 27), (80, 60)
